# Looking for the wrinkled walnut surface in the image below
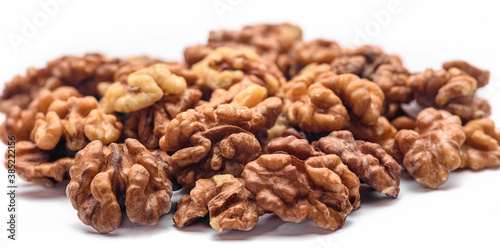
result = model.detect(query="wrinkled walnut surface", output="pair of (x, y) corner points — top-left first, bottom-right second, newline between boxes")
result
(174, 174), (262, 232)
(460, 118), (500, 170)
(393, 108), (465, 188)
(317, 130), (400, 197)
(66, 139), (172, 233)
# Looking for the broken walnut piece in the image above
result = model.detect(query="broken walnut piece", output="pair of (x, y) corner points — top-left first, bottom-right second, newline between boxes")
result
(317, 130), (400, 197)
(460, 118), (500, 170)
(243, 153), (353, 230)
(174, 174), (262, 232)
(393, 108), (465, 188)
(5, 141), (74, 187)
(66, 139), (172, 233)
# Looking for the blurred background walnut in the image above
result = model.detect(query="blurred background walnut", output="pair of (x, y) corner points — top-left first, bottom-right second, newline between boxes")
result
(408, 61), (491, 122)
(317, 130), (400, 197)
(66, 139), (172, 233)
(5, 141), (75, 187)
(393, 108), (465, 188)
(243, 153), (354, 230)
(174, 174), (262, 232)
(460, 118), (500, 170)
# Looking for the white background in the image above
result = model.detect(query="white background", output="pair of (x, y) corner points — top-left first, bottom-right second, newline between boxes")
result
(0, 1), (500, 248)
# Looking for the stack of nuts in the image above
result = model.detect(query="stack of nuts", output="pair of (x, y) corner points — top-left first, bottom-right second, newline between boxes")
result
(1, 23), (498, 234)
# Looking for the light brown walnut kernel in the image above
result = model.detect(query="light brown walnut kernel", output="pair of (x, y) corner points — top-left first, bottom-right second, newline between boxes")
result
(84, 109), (123, 144)
(442, 60), (490, 87)
(460, 118), (500, 170)
(66, 139), (173, 233)
(391, 116), (417, 131)
(5, 141), (74, 187)
(393, 108), (465, 188)
(293, 39), (343, 65)
(347, 116), (398, 154)
(317, 130), (400, 197)
(173, 174), (262, 232)
(264, 135), (323, 160)
(192, 47), (285, 95)
(242, 154), (354, 230)
(31, 111), (62, 150)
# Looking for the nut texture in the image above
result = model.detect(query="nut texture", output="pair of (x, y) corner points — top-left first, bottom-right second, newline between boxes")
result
(460, 118), (500, 170)
(242, 153), (354, 230)
(173, 174), (261, 232)
(393, 108), (466, 188)
(317, 130), (400, 197)
(66, 139), (172, 233)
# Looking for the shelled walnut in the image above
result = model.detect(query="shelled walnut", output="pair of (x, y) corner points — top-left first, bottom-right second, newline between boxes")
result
(100, 64), (187, 113)
(174, 174), (262, 232)
(66, 139), (172, 233)
(393, 108), (465, 188)
(408, 61), (491, 122)
(5, 141), (75, 187)
(316, 130), (400, 197)
(191, 47), (285, 95)
(242, 153), (354, 230)
(460, 118), (500, 170)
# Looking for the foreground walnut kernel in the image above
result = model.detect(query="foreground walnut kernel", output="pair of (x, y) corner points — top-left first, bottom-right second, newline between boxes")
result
(66, 139), (172, 233)
(393, 108), (465, 188)
(5, 141), (74, 187)
(317, 131), (400, 197)
(243, 154), (353, 230)
(174, 174), (262, 232)
(460, 118), (500, 170)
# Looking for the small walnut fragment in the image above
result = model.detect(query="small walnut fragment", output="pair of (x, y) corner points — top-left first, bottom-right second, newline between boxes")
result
(5, 141), (74, 187)
(460, 118), (500, 170)
(243, 154), (354, 230)
(66, 139), (172, 233)
(174, 174), (262, 232)
(393, 108), (465, 188)
(317, 130), (400, 197)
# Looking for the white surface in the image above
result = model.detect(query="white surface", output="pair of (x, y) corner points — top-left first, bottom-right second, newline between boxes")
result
(0, 1), (500, 248)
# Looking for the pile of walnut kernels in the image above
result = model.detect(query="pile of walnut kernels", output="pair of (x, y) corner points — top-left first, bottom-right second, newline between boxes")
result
(1, 23), (499, 234)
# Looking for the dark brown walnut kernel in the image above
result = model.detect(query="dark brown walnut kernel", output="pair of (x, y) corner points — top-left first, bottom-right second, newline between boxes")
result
(243, 153), (355, 230)
(5, 141), (74, 187)
(460, 118), (500, 170)
(174, 174), (262, 232)
(66, 139), (172, 233)
(393, 108), (465, 188)
(317, 130), (400, 197)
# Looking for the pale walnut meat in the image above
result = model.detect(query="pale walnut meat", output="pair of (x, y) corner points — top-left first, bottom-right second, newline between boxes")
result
(84, 109), (123, 145)
(100, 64), (187, 113)
(5, 141), (74, 187)
(317, 130), (400, 197)
(347, 116), (398, 154)
(443, 60), (490, 87)
(66, 139), (173, 233)
(167, 125), (261, 187)
(292, 39), (343, 65)
(208, 79), (268, 108)
(460, 118), (500, 170)
(242, 154), (353, 230)
(173, 174), (262, 232)
(191, 47), (285, 95)
(0, 86), (81, 144)
(123, 88), (202, 148)
(435, 76), (477, 107)
(393, 108), (465, 188)
(31, 111), (63, 150)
